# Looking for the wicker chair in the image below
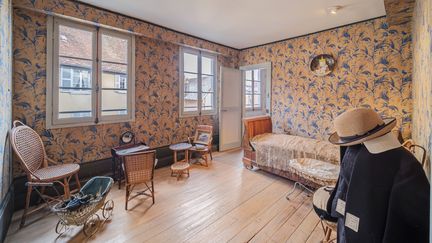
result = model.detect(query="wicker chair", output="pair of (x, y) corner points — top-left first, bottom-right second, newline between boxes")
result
(188, 125), (213, 167)
(10, 120), (81, 228)
(123, 150), (156, 210)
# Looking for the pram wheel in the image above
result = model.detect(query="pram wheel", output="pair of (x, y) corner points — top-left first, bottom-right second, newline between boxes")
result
(55, 220), (68, 234)
(102, 199), (114, 219)
(83, 214), (100, 237)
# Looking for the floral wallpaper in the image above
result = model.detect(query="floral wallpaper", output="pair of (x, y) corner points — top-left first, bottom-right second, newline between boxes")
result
(12, 4), (238, 177)
(239, 17), (413, 141)
(0, 0), (13, 200)
(412, 0), (431, 172)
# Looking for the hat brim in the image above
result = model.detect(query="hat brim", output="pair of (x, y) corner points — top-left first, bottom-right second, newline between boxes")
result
(328, 118), (397, 146)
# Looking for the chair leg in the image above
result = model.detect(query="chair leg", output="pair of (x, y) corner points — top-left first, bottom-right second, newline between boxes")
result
(151, 181), (155, 204)
(324, 226), (332, 242)
(204, 153), (208, 167)
(209, 148), (213, 160)
(20, 185), (32, 228)
(125, 185), (129, 210)
(37, 186), (46, 204)
(63, 178), (70, 199)
(74, 173), (81, 190)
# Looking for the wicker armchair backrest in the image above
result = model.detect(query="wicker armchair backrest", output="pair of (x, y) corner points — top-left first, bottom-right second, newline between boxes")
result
(193, 125), (213, 146)
(10, 121), (45, 175)
(123, 150), (156, 185)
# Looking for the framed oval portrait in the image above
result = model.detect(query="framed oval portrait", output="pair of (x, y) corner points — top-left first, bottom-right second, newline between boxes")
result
(310, 54), (336, 76)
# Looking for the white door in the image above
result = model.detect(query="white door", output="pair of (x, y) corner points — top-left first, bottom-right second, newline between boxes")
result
(219, 67), (242, 151)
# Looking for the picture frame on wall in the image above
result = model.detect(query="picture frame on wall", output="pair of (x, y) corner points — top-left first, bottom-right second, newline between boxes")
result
(310, 54), (336, 76)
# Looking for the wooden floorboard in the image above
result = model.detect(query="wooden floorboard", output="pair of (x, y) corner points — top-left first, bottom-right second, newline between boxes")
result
(5, 149), (326, 243)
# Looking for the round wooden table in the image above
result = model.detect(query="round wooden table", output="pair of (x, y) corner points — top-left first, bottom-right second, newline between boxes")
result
(169, 143), (192, 180)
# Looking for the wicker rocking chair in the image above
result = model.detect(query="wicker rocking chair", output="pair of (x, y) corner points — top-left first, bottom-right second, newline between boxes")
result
(123, 150), (157, 210)
(10, 121), (81, 228)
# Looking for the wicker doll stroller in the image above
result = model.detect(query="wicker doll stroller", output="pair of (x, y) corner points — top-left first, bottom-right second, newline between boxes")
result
(52, 176), (114, 237)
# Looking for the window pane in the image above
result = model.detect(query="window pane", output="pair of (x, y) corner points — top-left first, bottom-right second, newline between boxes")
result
(115, 74), (127, 89)
(100, 31), (131, 119)
(101, 63), (127, 88)
(202, 75), (214, 92)
(184, 92), (198, 112)
(254, 81), (261, 94)
(184, 52), (198, 73)
(245, 94), (252, 108)
(59, 58), (92, 88)
(202, 56), (214, 75)
(253, 69), (260, 81)
(245, 81), (252, 94)
(101, 34), (128, 64)
(184, 73), (198, 92)
(62, 67), (71, 79)
(254, 95), (261, 108)
(101, 89), (128, 116)
(58, 88), (92, 118)
(245, 70), (252, 80)
(59, 25), (93, 60)
(61, 67), (72, 87)
(202, 93), (213, 110)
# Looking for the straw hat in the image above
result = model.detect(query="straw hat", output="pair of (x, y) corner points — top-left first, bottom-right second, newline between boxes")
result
(328, 108), (396, 146)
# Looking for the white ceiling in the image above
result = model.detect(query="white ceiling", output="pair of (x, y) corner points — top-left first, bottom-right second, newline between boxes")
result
(80, 0), (386, 49)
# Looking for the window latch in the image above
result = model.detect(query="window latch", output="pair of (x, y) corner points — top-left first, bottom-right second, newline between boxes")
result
(95, 117), (99, 124)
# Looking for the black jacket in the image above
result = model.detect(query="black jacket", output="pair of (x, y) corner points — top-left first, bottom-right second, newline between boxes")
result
(330, 145), (429, 243)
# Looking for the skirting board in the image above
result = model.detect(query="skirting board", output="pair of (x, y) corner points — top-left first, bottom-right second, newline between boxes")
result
(13, 136), (219, 211)
(0, 186), (14, 243)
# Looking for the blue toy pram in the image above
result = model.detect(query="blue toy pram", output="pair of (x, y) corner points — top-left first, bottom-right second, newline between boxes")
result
(52, 176), (114, 236)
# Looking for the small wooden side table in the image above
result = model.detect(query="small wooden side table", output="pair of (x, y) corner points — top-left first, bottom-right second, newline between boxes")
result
(169, 143), (192, 180)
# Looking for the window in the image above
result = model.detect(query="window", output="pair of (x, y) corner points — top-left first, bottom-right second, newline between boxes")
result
(240, 63), (271, 117)
(60, 66), (91, 89)
(180, 47), (217, 117)
(115, 74), (127, 89)
(47, 17), (135, 128)
(244, 69), (262, 111)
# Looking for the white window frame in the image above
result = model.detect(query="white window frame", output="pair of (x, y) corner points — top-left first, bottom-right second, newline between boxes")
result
(240, 62), (272, 117)
(46, 16), (135, 128)
(179, 47), (217, 117)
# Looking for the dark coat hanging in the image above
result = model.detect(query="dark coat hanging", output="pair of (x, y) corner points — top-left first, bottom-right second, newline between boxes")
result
(330, 145), (430, 243)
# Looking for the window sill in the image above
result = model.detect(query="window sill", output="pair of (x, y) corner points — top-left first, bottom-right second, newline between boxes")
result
(46, 116), (135, 129)
(179, 112), (217, 118)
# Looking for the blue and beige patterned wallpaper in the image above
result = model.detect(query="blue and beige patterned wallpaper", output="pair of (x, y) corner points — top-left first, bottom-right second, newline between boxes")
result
(12, 1), (239, 177)
(412, 0), (431, 172)
(0, 0), (13, 200)
(240, 17), (413, 141)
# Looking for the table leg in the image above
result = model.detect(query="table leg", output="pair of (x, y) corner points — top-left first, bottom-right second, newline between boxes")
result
(174, 151), (177, 163)
(112, 156), (116, 182)
(185, 150), (189, 164)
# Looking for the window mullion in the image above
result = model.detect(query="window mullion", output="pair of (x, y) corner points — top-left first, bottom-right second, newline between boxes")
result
(198, 52), (202, 116)
(251, 69), (255, 111)
(95, 27), (101, 124)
